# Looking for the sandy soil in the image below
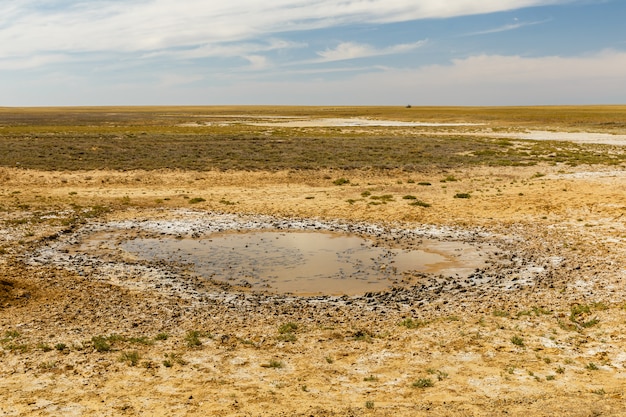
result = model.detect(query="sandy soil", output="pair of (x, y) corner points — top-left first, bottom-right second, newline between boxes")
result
(1, 162), (626, 416)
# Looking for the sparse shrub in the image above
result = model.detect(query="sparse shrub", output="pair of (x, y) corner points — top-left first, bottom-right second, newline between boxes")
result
(412, 378), (434, 388)
(363, 375), (378, 382)
(454, 193), (471, 199)
(365, 401), (374, 409)
(403, 195), (417, 200)
(55, 343), (67, 352)
(189, 197), (206, 204)
(361, 191), (371, 197)
(333, 178), (350, 186)
(155, 333), (169, 341)
(418, 182), (431, 186)
(493, 310), (510, 317)
(586, 362), (599, 371)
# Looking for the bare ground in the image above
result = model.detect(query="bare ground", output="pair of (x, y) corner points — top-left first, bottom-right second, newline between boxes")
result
(1, 164), (626, 416)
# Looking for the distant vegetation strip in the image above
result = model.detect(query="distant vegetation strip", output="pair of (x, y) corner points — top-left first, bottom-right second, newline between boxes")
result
(0, 107), (624, 171)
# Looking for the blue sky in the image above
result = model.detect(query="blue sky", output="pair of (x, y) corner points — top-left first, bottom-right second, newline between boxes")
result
(1, 0), (625, 106)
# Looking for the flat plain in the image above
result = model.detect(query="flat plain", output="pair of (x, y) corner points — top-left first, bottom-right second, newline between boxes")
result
(1, 106), (626, 416)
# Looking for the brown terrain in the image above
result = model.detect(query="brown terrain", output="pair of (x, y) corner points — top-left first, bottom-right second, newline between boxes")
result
(1, 107), (625, 416)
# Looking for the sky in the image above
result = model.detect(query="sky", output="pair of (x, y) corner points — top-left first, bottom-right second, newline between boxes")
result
(1, 0), (625, 106)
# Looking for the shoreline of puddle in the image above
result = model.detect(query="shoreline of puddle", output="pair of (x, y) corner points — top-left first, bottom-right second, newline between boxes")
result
(24, 210), (549, 308)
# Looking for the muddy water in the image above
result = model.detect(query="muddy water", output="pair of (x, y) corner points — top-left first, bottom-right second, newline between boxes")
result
(112, 231), (487, 296)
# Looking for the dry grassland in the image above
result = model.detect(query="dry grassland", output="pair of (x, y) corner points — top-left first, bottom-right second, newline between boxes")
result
(1, 106), (626, 416)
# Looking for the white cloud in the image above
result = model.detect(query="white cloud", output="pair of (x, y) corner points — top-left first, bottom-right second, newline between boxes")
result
(177, 49), (626, 105)
(316, 40), (427, 62)
(243, 55), (271, 70)
(464, 19), (551, 36)
(0, 0), (575, 59)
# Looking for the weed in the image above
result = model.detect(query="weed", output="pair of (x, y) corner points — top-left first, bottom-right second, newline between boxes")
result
(163, 352), (187, 367)
(91, 336), (111, 352)
(412, 378), (434, 388)
(3, 330), (20, 340)
(511, 336), (525, 347)
(365, 401), (374, 409)
(333, 178), (350, 186)
(370, 194), (394, 202)
(155, 333), (169, 341)
(5, 343), (29, 353)
(119, 351), (141, 366)
(128, 336), (153, 346)
(185, 330), (205, 348)
(361, 191), (371, 197)
(403, 195), (417, 200)
(37, 343), (53, 352)
(363, 375), (379, 382)
(38, 361), (57, 370)
(353, 329), (373, 342)
(409, 200), (431, 208)
(325, 356), (334, 364)
(546, 375), (556, 381)
(441, 175), (458, 182)
(261, 360), (284, 369)
(586, 362), (599, 371)
(493, 310), (510, 318)
(55, 343), (67, 351)
(454, 193), (471, 199)
(277, 322), (298, 342)
(418, 182), (431, 186)
(532, 306), (552, 315)
(189, 197), (206, 204)
(592, 388), (606, 395)
(556, 366), (565, 374)
(278, 333), (297, 342)
(569, 304), (600, 329)
(428, 368), (449, 380)
(592, 302), (608, 311)
(399, 318), (427, 329)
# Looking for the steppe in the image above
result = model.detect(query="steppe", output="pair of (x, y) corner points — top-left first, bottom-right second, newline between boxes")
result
(1, 106), (625, 416)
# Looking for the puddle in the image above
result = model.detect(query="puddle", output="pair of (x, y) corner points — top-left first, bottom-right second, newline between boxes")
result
(77, 230), (489, 296)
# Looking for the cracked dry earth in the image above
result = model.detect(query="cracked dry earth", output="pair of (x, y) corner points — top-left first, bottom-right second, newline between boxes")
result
(1, 165), (626, 416)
